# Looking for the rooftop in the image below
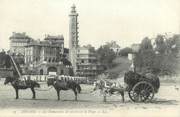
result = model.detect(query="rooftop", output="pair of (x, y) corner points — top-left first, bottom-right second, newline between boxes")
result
(9, 32), (32, 40)
(25, 40), (61, 47)
(44, 35), (64, 40)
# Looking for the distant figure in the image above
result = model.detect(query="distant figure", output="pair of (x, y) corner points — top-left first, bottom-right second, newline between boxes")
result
(129, 63), (135, 72)
(26, 75), (31, 86)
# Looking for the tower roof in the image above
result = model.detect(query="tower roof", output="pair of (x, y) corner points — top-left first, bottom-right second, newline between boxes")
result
(71, 4), (76, 13)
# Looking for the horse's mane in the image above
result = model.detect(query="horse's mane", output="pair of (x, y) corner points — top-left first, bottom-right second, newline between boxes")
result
(32, 80), (40, 86)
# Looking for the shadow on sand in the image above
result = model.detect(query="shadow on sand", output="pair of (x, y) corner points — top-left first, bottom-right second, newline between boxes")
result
(21, 98), (49, 101)
(19, 98), (179, 106)
(152, 99), (179, 105)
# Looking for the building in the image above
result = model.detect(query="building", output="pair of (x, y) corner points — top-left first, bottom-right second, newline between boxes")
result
(68, 4), (103, 78)
(76, 47), (103, 78)
(69, 4), (79, 73)
(9, 32), (33, 55)
(24, 35), (72, 75)
(64, 48), (69, 59)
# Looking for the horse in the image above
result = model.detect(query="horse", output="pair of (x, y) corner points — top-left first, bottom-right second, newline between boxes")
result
(4, 77), (40, 99)
(47, 78), (81, 101)
(93, 80), (125, 102)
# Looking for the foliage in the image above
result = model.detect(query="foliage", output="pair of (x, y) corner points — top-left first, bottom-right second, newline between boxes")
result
(154, 35), (167, 54)
(96, 42), (116, 69)
(83, 44), (95, 52)
(134, 34), (180, 75)
(119, 47), (132, 56)
(105, 41), (120, 48)
(140, 37), (153, 50)
(134, 37), (155, 73)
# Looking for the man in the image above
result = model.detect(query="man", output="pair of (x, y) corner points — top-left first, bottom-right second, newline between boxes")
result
(25, 75), (31, 87)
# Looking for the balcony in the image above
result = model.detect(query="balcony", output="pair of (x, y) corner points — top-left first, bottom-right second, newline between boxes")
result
(76, 56), (96, 59)
(76, 63), (98, 66)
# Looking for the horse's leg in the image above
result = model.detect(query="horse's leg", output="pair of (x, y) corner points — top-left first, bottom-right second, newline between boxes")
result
(59, 90), (61, 100)
(56, 89), (60, 100)
(73, 89), (77, 101)
(31, 88), (36, 99)
(103, 91), (107, 102)
(120, 91), (125, 102)
(15, 88), (19, 99)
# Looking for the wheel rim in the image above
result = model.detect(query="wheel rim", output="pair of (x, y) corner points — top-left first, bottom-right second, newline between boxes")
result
(128, 90), (136, 102)
(131, 81), (154, 102)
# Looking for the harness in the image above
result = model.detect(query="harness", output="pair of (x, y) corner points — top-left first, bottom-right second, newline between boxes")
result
(11, 80), (27, 87)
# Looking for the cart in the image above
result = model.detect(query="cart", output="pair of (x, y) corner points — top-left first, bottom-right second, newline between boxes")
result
(124, 71), (160, 102)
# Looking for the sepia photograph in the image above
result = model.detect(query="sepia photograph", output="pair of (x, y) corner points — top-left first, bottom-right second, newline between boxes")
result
(0, 0), (180, 117)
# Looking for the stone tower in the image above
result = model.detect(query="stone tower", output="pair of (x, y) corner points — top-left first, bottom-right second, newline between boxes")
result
(69, 4), (79, 74)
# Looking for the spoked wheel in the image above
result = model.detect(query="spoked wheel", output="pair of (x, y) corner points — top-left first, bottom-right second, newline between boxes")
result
(130, 81), (155, 102)
(128, 89), (136, 102)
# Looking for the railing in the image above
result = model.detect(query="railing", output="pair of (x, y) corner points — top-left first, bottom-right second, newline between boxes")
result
(21, 75), (88, 83)
(76, 56), (96, 59)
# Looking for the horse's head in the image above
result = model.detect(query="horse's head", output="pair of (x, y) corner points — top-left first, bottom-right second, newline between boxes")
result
(47, 78), (55, 86)
(4, 77), (14, 85)
(93, 80), (105, 91)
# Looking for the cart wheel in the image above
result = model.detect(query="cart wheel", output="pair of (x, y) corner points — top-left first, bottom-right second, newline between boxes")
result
(128, 89), (136, 102)
(131, 81), (154, 102)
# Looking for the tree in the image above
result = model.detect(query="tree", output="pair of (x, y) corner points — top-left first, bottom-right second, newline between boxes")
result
(83, 44), (95, 52)
(154, 35), (167, 54)
(134, 37), (155, 73)
(105, 41), (120, 48)
(166, 34), (180, 55)
(96, 43), (116, 69)
(134, 34), (180, 75)
(119, 47), (132, 56)
(140, 37), (153, 50)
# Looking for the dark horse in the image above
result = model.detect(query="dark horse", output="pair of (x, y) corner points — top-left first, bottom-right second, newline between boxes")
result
(4, 77), (40, 99)
(47, 78), (81, 101)
(0, 52), (40, 99)
(93, 80), (125, 102)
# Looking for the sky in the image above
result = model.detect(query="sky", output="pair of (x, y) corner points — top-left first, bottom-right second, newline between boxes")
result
(0, 0), (180, 50)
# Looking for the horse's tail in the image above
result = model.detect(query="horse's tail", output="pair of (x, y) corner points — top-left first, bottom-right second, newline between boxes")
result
(76, 83), (81, 93)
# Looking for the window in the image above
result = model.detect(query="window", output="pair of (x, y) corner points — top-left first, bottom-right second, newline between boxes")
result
(49, 58), (51, 62)
(44, 57), (47, 61)
(61, 70), (64, 75)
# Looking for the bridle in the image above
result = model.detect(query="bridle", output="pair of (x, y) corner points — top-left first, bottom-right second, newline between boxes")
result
(94, 80), (106, 90)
